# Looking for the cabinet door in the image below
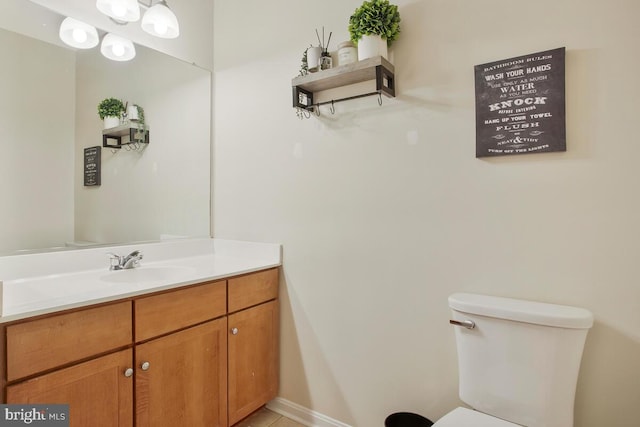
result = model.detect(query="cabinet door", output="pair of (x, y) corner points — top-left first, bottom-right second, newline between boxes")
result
(228, 300), (279, 426)
(6, 349), (133, 427)
(135, 318), (227, 427)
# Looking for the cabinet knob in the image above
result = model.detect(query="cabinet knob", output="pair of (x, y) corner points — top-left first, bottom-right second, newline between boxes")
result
(230, 327), (239, 335)
(124, 368), (134, 378)
(141, 361), (150, 371)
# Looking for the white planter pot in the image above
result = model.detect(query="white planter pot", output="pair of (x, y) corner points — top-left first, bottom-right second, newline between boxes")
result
(103, 116), (120, 129)
(357, 34), (388, 60)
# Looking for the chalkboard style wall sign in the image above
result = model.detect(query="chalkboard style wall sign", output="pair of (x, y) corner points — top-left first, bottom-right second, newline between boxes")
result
(474, 47), (566, 158)
(84, 146), (101, 186)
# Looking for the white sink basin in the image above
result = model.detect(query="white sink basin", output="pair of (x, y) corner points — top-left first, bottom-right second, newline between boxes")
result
(100, 266), (195, 284)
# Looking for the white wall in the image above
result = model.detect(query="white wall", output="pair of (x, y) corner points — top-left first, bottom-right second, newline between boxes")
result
(213, 1), (640, 426)
(0, 28), (75, 252)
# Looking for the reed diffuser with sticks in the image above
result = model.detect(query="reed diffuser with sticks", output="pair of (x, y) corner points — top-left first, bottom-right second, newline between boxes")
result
(315, 27), (333, 70)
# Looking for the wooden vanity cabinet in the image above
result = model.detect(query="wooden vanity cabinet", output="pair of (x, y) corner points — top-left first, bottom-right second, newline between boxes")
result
(1, 268), (280, 427)
(227, 268), (279, 426)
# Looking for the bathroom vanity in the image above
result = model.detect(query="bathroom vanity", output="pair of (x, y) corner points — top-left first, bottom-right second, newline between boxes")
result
(0, 238), (281, 427)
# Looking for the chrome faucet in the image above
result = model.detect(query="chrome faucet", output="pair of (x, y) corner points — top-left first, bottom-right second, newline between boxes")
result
(108, 250), (143, 270)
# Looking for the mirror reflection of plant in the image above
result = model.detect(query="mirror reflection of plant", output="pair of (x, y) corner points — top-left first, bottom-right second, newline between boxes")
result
(132, 104), (147, 144)
(299, 46), (312, 76)
(97, 97), (125, 120)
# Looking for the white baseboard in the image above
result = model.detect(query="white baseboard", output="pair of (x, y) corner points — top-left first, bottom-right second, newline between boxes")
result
(266, 397), (353, 427)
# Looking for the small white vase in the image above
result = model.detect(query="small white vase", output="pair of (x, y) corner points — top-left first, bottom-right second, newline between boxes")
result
(357, 34), (388, 60)
(307, 46), (322, 72)
(127, 105), (139, 121)
(103, 116), (120, 129)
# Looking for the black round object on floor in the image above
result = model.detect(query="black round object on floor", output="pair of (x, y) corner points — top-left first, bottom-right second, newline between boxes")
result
(385, 412), (434, 427)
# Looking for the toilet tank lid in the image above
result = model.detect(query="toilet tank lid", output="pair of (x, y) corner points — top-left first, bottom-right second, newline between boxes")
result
(449, 293), (594, 329)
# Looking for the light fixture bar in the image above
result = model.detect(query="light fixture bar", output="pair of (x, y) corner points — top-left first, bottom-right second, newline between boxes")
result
(96, 0), (141, 23)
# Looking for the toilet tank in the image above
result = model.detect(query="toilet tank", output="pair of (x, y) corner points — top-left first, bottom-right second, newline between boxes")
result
(449, 293), (593, 427)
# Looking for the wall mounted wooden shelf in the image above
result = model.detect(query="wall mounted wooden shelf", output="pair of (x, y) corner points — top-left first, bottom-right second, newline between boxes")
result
(102, 122), (149, 149)
(292, 56), (395, 111)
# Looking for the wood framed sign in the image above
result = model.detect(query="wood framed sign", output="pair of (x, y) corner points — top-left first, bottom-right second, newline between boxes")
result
(474, 47), (566, 157)
(84, 146), (101, 186)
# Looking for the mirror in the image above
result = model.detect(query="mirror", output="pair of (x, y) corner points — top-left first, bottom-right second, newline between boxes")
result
(0, 0), (211, 255)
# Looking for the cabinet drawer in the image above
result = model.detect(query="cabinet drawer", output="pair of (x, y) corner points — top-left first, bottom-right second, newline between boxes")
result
(135, 280), (226, 342)
(228, 268), (278, 313)
(6, 301), (132, 381)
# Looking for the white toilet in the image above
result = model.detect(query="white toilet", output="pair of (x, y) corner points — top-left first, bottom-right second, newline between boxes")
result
(435, 293), (593, 427)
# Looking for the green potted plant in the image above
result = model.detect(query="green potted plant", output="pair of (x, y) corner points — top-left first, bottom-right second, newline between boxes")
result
(97, 97), (125, 129)
(348, 0), (400, 61)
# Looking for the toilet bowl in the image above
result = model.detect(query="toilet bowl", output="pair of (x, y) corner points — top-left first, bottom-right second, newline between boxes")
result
(433, 407), (520, 426)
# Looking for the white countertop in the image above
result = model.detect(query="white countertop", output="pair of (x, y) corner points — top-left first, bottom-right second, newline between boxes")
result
(0, 238), (282, 323)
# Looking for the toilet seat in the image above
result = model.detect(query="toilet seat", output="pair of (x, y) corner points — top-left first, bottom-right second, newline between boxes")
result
(433, 407), (522, 427)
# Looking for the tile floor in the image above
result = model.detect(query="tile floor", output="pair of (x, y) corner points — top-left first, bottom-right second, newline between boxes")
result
(233, 407), (306, 427)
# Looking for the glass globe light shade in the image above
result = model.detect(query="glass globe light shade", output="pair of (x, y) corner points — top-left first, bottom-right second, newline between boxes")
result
(141, 2), (179, 39)
(59, 17), (99, 49)
(100, 33), (136, 61)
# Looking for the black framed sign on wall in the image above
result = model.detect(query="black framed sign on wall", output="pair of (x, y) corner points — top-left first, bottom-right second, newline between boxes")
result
(84, 146), (101, 186)
(474, 47), (566, 158)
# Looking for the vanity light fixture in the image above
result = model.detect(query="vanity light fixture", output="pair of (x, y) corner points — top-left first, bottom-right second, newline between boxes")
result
(58, 17), (99, 49)
(59, 0), (177, 61)
(96, 0), (179, 39)
(101, 33), (136, 61)
(141, 0), (179, 39)
(96, 0), (141, 23)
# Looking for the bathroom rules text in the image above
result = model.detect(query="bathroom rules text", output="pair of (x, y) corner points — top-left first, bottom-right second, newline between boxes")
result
(474, 47), (566, 158)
